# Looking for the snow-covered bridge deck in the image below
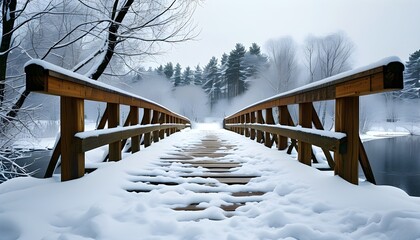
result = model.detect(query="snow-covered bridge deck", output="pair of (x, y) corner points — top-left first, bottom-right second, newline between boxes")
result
(1, 126), (420, 239)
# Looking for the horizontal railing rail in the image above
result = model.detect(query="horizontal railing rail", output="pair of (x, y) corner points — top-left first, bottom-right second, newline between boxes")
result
(224, 57), (405, 185)
(25, 59), (190, 181)
(225, 123), (347, 153)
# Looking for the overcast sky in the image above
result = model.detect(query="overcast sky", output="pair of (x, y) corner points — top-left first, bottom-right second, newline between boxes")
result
(150, 0), (420, 69)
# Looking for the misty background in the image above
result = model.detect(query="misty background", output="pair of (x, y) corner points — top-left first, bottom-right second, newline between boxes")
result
(0, 0), (419, 181)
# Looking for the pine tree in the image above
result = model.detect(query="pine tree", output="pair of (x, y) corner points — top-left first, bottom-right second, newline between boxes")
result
(156, 65), (164, 75)
(244, 43), (266, 78)
(402, 49), (420, 98)
(226, 43), (246, 99)
(163, 62), (174, 79)
(173, 63), (182, 87)
(249, 43), (261, 55)
(182, 66), (193, 85)
(193, 65), (203, 85)
(219, 53), (229, 99)
(202, 57), (220, 108)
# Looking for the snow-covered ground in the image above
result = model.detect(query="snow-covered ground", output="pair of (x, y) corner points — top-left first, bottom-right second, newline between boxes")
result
(1, 124), (419, 239)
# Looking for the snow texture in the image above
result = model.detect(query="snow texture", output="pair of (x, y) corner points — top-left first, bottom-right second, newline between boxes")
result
(1, 125), (419, 240)
(227, 56), (402, 118)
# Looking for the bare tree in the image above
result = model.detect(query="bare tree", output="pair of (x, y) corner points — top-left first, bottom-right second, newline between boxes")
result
(303, 32), (354, 127)
(264, 37), (299, 94)
(0, 0), (198, 180)
(39, 0), (199, 80)
(304, 32), (354, 83)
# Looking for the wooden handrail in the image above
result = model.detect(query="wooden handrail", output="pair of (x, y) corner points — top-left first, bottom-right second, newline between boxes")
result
(225, 124), (347, 153)
(75, 124), (188, 152)
(25, 60), (189, 121)
(227, 58), (404, 119)
(224, 57), (404, 185)
(24, 60), (191, 181)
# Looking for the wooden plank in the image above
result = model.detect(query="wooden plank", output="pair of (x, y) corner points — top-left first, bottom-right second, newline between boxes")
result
(180, 174), (259, 179)
(231, 192), (265, 197)
(189, 163), (240, 168)
(298, 103), (312, 165)
(173, 203), (245, 212)
(335, 97), (359, 185)
(161, 160), (236, 164)
(108, 103), (121, 161)
(212, 177), (252, 184)
(61, 97), (84, 181)
(188, 153), (230, 158)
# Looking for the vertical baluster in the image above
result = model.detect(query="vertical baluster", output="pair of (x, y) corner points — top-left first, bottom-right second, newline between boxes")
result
(250, 111), (256, 140)
(298, 103), (312, 165)
(256, 110), (264, 143)
(130, 106), (140, 153)
(265, 108), (275, 148)
(142, 109), (152, 147)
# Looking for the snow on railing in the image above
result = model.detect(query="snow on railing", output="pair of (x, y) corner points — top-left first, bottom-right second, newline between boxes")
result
(25, 60), (191, 181)
(224, 57), (405, 185)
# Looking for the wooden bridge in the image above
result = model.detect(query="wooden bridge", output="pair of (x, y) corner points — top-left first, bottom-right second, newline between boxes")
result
(23, 58), (404, 212)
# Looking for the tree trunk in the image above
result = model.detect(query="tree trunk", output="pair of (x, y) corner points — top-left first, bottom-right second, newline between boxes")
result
(89, 0), (134, 80)
(0, 0), (17, 105)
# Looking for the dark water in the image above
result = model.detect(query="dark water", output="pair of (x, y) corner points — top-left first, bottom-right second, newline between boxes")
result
(363, 136), (420, 197)
(13, 149), (52, 178)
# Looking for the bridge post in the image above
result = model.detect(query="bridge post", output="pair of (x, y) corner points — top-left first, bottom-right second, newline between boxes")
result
(240, 115), (245, 135)
(151, 111), (160, 142)
(335, 97), (359, 184)
(130, 106), (140, 153)
(250, 112), (256, 140)
(278, 106), (289, 150)
(165, 114), (170, 136)
(245, 113), (250, 137)
(61, 97), (85, 181)
(298, 103), (312, 165)
(108, 103), (121, 161)
(256, 110), (264, 143)
(265, 108), (275, 148)
(159, 113), (166, 139)
(142, 109), (152, 147)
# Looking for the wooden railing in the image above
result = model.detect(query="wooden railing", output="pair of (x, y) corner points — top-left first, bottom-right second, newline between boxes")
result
(25, 60), (190, 181)
(224, 57), (404, 185)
